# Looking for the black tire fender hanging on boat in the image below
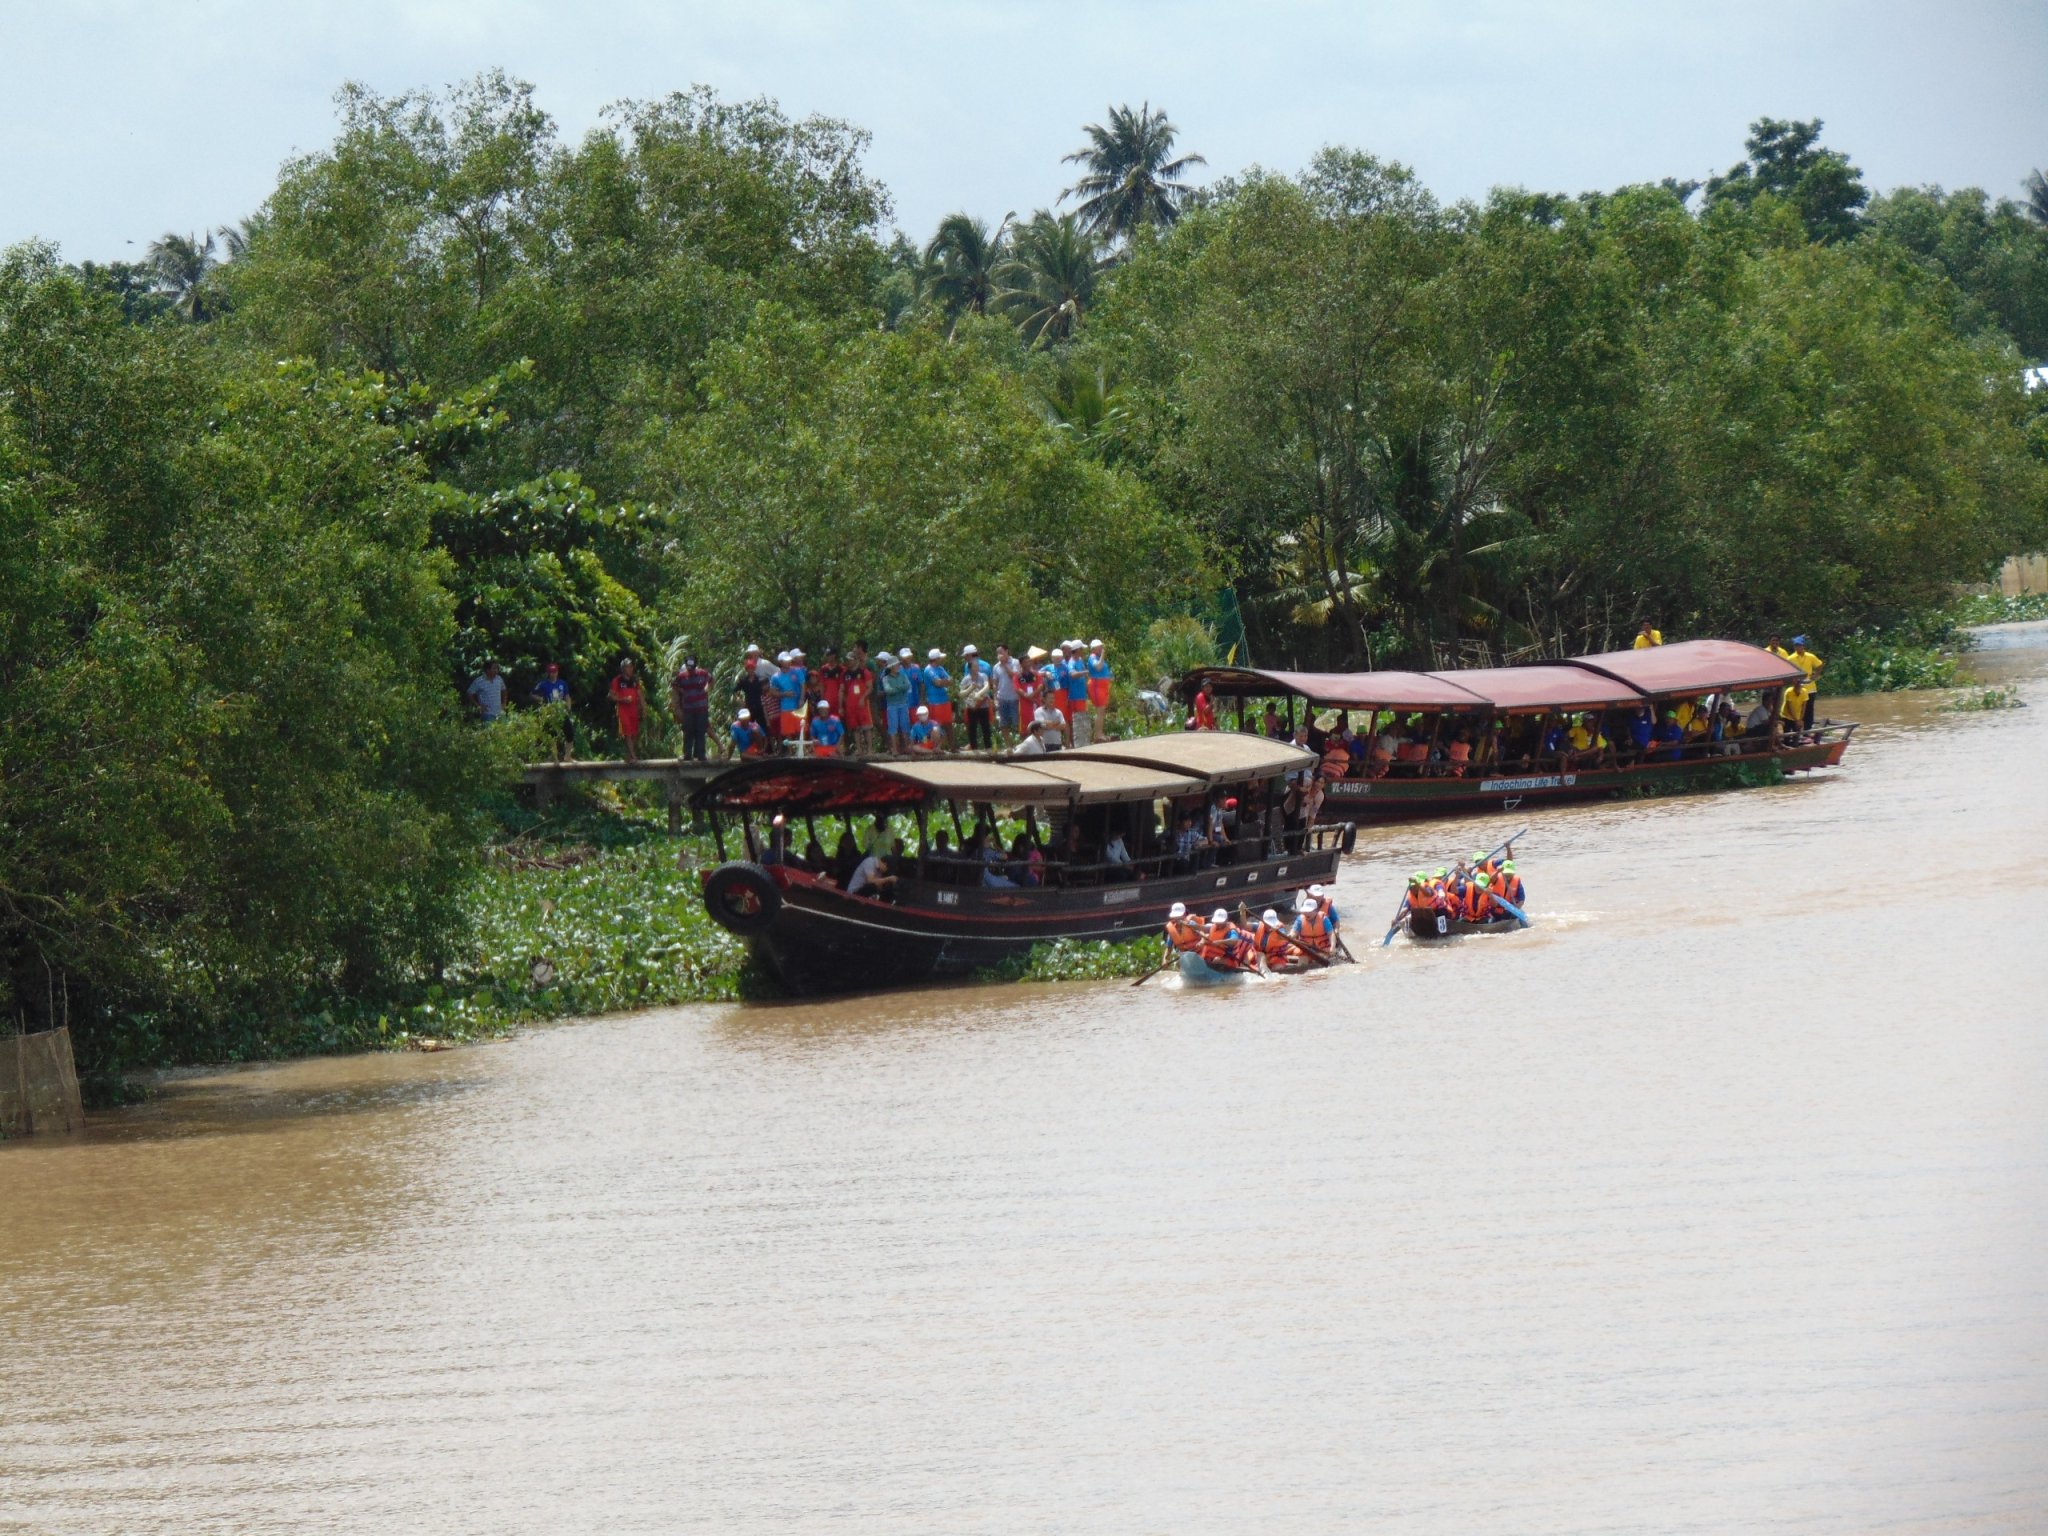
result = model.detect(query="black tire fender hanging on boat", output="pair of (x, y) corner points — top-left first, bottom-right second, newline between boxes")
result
(1340, 822), (1358, 854)
(703, 861), (781, 936)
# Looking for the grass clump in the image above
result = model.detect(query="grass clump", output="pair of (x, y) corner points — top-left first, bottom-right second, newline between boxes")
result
(977, 934), (1167, 983)
(1936, 686), (2026, 713)
(1949, 591), (2048, 626)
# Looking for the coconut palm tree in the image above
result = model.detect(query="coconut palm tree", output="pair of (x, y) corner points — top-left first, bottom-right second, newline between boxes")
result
(999, 213), (1104, 346)
(145, 231), (217, 321)
(2025, 169), (2048, 227)
(923, 212), (1013, 333)
(1060, 102), (1205, 243)
(1036, 360), (1126, 462)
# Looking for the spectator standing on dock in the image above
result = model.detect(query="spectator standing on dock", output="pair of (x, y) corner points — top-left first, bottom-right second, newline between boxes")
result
(466, 660), (507, 724)
(959, 645), (995, 751)
(842, 643), (876, 756)
(922, 649), (955, 749)
(879, 653), (913, 752)
(609, 659), (645, 763)
(736, 644), (770, 733)
(669, 654), (711, 762)
(530, 660), (572, 762)
(993, 645), (1022, 741)
(1062, 641), (1093, 746)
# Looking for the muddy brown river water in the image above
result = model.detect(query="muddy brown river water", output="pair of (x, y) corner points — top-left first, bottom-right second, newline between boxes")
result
(4, 628), (2047, 1534)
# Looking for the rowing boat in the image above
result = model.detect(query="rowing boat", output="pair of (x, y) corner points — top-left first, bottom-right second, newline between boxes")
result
(1404, 910), (1521, 940)
(1177, 951), (1262, 984)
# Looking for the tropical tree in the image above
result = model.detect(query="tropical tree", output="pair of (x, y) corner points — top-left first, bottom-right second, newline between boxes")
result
(1060, 102), (1205, 243)
(999, 212), (1104, 345)
(2025, 169), (2048, 227)
(923, 211), (1012, 332)
(146, 230), (218, 320)
(1035, 359), (1126, 462)
(1703, 117), (1867, 244)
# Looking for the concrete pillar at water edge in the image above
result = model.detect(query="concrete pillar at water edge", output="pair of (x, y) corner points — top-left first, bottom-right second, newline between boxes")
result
(0, 1026), (86, 1137)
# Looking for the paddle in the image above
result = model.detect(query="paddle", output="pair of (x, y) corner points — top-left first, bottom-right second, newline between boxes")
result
(1131, 941), (1176, 987)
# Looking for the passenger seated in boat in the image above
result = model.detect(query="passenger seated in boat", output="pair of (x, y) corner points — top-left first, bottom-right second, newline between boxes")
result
(1010, 834), (1043, 886)
(762, 814), (794, 867)
(1103, 830), (1135, 881)
(1650, 710), (1685, 761)
(1445, 730), (1473, 776)
(1262, 704), (1287, 739)
(847, 852), (897, 900)
(971, 832), (1017, 888)
(1496, 861), (1525, 907)
(1406, 871), (1443, 918)
(831, 831), (862, 887)
(1173, 813), (1211, 874)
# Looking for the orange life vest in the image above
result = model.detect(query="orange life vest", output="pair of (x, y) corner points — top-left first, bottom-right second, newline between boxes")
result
(1200, 924), (1246, 967)
(1166, 917), (1204, 952)
(1253, 924), (1294, 962)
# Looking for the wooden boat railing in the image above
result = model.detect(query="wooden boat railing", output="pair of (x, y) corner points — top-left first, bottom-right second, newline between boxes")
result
(1331, 720), (1858, 781)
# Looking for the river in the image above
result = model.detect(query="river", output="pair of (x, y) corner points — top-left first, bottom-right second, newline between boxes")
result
(4, 629), (2046, 1534)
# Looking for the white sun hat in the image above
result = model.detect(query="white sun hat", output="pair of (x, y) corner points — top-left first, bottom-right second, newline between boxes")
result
(961, 643), (978, 655)
(736, 708), (752, 720)
(1263, 909), (1281, 926)
(1168, 902), (1187, 918)
(1210, 908), (1230, 923)
(898, 647), (914, 658)
(928, 647), (945, 659)
(1294, 893), (1316, 913)
(744, 643), (761, 654)
(1089, 638), (1105, 649)
(1307, 883), (1326, 898)
(776, 651), (791, 663)
(915, 705), (930, 718)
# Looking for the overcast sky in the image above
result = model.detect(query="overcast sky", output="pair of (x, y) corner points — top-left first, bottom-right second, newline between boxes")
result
(5, 0), (2044, 262)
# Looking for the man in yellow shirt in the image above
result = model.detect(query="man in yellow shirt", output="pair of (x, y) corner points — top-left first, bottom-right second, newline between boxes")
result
(1786, 635), (1823, 730)
(1634, 620), (1663, 649)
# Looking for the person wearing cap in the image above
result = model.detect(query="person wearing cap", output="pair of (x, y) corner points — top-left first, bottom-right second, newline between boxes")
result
(1058, 641), (1092, 746)
(897, 647), (925, 714)
(735, 644), (771, 731)
(992, 644), (1022, 741)
(1252, 909), (1297, 966)
(728, 707), (768, 758)
(1200, 908), (1252, 970)
(879, 652), (913, 753)
(1786, 635), (1823, 732)
(958, 644), (995, 751)
(1290, 890), (1335, 956)
(922, 648), (955, 748)
(768, 653), (807, 744)
(1634, 619), (1664, 649)
(908, 703), (942, 752)
(810, 701), (844, 757)
(1085, 640), (1113, 719)
(667, 653), (710, 762)
(1405, 871), (1443, 920)
(1497, 860), (1525, 908)
(1164, 902), (1205, 953)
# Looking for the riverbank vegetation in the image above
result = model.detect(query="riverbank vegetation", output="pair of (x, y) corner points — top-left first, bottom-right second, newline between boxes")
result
(6, 73), (2047, 1073)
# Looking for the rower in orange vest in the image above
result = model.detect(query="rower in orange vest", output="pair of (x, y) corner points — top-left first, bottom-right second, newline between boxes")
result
(1164, 901), (1205, 953)
(1291, 892), (1335, 955)
(1252, 909), (1296, 965)
(1200, 908), (1252, 968)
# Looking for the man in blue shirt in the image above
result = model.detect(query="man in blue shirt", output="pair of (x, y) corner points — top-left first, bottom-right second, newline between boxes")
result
(528, 660), (572, 762)
(810, 703), (845, 756)
(922, 648), (954, 749)
(897, 648), (924, 712)
(908, 705), (942, 752)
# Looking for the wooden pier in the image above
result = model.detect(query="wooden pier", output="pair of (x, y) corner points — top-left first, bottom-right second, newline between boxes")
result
(522, 759), (726, 832)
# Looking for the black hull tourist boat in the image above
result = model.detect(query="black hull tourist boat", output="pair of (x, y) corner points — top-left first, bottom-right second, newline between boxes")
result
(1185, 640), (1856, 824)
(693, 734), (1349, 996)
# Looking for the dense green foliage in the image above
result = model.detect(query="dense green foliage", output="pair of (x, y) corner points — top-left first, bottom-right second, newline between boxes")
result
(8, 74), (2048, 1069)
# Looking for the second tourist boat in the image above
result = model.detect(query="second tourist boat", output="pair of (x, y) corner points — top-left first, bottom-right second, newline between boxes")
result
(693, 733), (1349, 995)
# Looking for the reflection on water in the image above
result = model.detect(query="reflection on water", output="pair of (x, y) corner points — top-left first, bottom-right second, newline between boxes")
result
(4, 630), (2046, 1534)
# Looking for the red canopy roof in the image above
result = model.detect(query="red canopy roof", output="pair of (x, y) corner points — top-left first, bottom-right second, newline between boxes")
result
(1189, 667), (1491, 711)
(1571, 639), (1802, 696)
(1440, 664), (1647, 713)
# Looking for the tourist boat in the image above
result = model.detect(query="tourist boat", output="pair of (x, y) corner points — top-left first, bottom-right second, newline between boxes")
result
(1184, 639), (1856, 824)
(692, 733), (1350, 995)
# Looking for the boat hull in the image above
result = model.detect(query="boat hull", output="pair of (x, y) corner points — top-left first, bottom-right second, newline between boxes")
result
(729, 847), (1342, 996)
(1318, 733), (1852, 825)
(1404, 909), (1521, 940)
(1177, 951), (1258, 984)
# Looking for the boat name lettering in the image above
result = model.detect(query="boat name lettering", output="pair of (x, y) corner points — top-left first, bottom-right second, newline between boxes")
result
(1100, 888), (1140, 906)
(936, 891), (959, 905)
(1478, 774), (1577, 792)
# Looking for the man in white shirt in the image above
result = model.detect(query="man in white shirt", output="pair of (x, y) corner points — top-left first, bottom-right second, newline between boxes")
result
(1010, 721), (1049, 756)
(848, 852), (896, 899)
(1034, 699), (1067, 748)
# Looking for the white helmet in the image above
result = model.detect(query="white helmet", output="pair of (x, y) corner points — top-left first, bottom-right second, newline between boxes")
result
(1262, 909), (1281, 927)
(1168, 902), (1187, 919)
(1211, 908), (1230, 924)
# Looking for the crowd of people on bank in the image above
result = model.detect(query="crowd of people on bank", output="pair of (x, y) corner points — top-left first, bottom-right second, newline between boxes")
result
(461, 621), (1828, 777)
(463, 637), (1121, 763)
